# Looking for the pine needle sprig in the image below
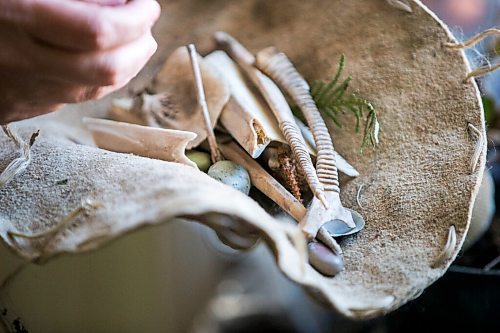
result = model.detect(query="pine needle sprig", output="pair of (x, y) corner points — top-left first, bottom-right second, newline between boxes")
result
(292, 54), (379, 152)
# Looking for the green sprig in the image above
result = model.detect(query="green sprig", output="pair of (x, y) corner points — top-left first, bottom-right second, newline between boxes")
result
(293, 54), (379, 152)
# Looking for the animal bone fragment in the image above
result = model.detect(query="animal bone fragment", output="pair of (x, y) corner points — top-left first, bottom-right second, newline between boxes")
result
(256, 47), (359, 238)
(204, 51), (286, 158)
(214, 32), (328, 209)
(109, 97), (147, 126)
(220, 141), (342, 256)
(83, 117), (197, 168)
(0, 126), (39, 188)
(110, 47), (230, 149)
(220, 141), (306, 220)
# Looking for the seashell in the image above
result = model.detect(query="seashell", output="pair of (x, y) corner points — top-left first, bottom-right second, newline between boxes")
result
(83, 117), (197, 168)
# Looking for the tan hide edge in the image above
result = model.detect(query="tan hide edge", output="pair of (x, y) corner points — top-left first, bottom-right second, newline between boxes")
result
(0, 0), (486, 320)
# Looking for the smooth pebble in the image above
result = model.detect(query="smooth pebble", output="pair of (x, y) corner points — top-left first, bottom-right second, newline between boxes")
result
(187, 151), (212, 172)
(308, 242), (344, 277)
(208, 160), (251, 195)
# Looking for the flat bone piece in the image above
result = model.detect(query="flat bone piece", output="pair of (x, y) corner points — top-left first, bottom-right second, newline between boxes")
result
(140, 47), (230, 149)
(205, 51), (285, 158)
(83, 117), (197, 168)
(109, 98), (148, 126)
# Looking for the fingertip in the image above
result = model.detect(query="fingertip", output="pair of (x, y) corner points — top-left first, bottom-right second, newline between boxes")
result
(148, 0), (162, 24)
(130, 0), (162, 24)
(153, 0), (162, 16)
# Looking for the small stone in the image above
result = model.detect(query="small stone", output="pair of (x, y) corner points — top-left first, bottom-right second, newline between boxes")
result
(308, 241), (344, 277)
(208, 160), (251, 195)
(187, 151), (212, 172)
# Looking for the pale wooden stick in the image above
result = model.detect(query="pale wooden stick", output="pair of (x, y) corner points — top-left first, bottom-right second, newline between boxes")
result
(187, 44), (222, 163)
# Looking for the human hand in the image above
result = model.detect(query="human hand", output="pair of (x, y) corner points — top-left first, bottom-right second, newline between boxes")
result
(0, 0), (161, 124)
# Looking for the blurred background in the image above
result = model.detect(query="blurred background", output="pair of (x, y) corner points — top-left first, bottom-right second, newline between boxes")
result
(0, 0), (499, 332)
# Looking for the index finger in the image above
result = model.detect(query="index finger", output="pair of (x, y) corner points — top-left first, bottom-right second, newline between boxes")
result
(21, 0), (161, 51)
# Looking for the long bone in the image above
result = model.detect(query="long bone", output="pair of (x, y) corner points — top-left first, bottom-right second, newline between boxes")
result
(255, 47), (358, 238)
(215, 32), (328, 209)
